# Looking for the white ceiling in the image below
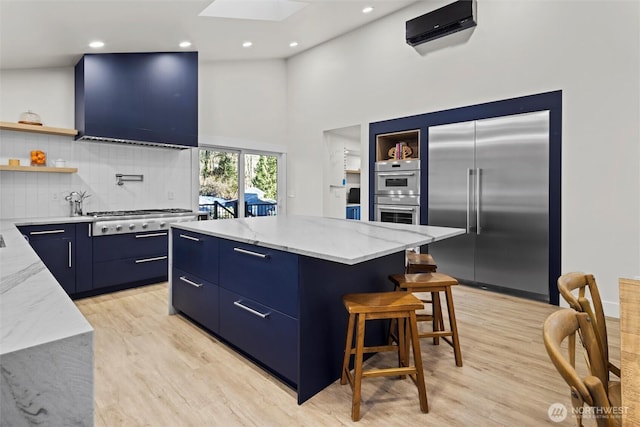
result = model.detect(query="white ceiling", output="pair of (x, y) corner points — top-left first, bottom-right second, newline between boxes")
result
(0, 0), (417, 70)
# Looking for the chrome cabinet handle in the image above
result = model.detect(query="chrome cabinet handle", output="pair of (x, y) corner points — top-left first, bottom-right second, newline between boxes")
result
(135, 232), (168, 238)
(476, 168), (482, 235)
(179, 276), (203, 288)
(378, 205), (416, 212)
(377, 172), (416, 177)
(135, 255), (168, 264)
(233, 247), (269, 259)
(466, 168), (472, 234)
(233, 300), (270, 319)
(30, 229), (65, 235)
(179, 234), (200, 242)
(68, 241), (72, 268)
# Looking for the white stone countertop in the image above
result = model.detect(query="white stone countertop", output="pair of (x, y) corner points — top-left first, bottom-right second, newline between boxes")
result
(172, 215), (465, 265)
(6, 215), (94, 226)
(0, 218), (93, 356)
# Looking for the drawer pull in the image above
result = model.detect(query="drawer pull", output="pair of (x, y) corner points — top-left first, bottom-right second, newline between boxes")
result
(179, 276), (203, 288)
(135, 232), (168, 238)
(233, 300), (270, 319)
(179, 234), (200, 242)
(135, 255), (168, 264)
(30, 229), (65, 235)
(233, 247), (269, 259)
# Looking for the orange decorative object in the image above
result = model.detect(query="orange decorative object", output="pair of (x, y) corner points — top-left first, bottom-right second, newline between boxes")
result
(30, 150), (46, 166)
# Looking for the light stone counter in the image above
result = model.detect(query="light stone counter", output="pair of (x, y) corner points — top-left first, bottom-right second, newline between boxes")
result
(0, 218), (93, 426)
(173, 215), (465, 265)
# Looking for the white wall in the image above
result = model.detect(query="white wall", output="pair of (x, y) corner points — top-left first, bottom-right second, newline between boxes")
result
(285, 0), (640, 315)
(198, 59), (287, 149)
(0, 59), (288, 218)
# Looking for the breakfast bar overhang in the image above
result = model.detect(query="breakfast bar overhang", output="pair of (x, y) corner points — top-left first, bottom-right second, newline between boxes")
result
(169, 215), (464, 403)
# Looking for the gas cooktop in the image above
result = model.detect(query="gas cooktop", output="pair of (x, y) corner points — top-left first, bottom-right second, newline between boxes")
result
(88, 209), (197, 235)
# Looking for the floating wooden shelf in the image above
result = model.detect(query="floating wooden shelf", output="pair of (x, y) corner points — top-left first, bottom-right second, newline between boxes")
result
(0, 121), (78, 137)
(345, 169), (361, 174)
(0, 165), (78, 173)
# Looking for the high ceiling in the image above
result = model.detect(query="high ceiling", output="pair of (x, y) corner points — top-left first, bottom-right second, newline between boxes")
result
(0, 0), (417, 70)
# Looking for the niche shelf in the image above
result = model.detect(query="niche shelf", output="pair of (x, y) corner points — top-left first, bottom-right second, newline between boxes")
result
(375, 129), (420, 162)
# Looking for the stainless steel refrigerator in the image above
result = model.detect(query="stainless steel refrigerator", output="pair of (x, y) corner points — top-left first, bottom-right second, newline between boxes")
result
(427, 111), (550, 301)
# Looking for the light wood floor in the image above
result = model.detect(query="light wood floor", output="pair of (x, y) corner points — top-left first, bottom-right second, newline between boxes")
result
(74, 283), (620, 426)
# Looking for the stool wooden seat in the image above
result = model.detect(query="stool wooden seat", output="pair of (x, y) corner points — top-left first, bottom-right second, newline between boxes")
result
(389, 273), (463, 367)
(406, 251), (437, 273)
(341, 292), (429, 421)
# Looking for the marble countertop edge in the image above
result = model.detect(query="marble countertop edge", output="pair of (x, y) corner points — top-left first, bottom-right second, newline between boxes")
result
(172, 216), (465, 265)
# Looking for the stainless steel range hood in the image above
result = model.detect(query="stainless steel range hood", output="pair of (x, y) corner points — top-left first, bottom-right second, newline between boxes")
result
(75, 52), (198, 149)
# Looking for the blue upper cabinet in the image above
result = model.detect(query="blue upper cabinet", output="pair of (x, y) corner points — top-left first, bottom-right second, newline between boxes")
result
(75, 52), (198, 148)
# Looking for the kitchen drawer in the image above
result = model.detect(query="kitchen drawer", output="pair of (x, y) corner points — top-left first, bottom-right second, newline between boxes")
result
(172, 229), (219, 283)
(18, 223), (75, 241)
(93, 231), (168, 262)
(219, 240), (298, 318)
(93, 254), (168, 289)
(172, 267), (219, 333)
(219, 288), (298, 384)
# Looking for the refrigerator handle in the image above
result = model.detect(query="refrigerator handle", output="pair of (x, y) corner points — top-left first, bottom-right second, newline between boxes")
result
(476, 168), (482, 235)
(466, 168), (472, 234)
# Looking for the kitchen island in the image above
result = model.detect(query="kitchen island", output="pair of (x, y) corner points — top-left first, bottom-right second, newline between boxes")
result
(169, 215), (464, 403)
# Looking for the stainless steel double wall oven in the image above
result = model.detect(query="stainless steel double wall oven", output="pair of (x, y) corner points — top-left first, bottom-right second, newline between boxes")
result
(374, 159), (420, 225)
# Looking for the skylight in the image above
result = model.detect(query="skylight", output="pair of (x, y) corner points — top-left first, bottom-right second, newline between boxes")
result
(199, 0), (309, 22)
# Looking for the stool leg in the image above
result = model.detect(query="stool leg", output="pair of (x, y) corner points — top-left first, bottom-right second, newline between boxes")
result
(352, 314), (366, 421)
(445, 287), (463, 367)
(408, 311), (429, 413)
(341, 313), (356, 385)
(397, 317), (407, 379)
(432, 291), (444, 346)
(388, 317), (398, 345)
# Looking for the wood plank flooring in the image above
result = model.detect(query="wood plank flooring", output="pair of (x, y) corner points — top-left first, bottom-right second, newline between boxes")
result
(74, 283), (620, 426)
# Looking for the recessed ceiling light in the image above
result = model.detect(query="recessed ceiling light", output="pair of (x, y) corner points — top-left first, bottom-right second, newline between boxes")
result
(179, 41), (192, 48)
(242, 41), (253, 48)
(289, 41), (299, 48)
(362, 6), (374, 14)
(89, 41), (104, 48)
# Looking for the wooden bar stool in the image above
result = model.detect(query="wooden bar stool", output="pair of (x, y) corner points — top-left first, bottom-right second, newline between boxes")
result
(340, 292), (429, 421)
(389, 252), (440, 345)
(389, 273), (463, 367)
(406, 251), (437, 273)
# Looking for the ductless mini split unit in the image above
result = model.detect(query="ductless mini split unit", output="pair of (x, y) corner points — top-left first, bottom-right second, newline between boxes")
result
(406, 0), (477, 47)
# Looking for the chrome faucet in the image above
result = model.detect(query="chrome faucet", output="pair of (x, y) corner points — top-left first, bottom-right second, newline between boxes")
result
(65, 191), (91, 216)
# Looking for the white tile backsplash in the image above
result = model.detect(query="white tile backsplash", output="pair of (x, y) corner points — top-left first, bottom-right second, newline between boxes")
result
(0, 129), (194, 218)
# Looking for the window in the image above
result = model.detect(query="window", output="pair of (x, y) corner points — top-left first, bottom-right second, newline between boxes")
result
(199, 149), (281, 219)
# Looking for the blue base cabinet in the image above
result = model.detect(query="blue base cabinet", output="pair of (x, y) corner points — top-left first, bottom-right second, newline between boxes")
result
(172, 267), (220, 333)
(18, 223), (93, 296)
(93, 231), (168, 289)
(219, 288), (298, 384)
(170, 228), (404, 404)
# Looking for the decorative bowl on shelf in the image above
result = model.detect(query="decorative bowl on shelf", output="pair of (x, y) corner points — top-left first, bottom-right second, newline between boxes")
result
(30, 150), (46, 166)
(18, 110), (42, 126)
